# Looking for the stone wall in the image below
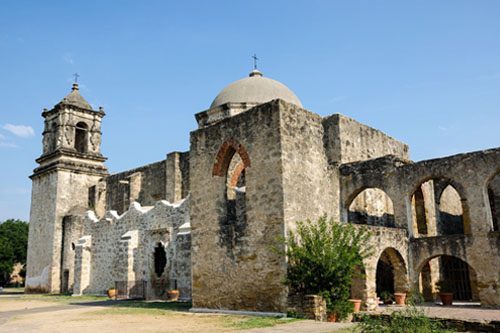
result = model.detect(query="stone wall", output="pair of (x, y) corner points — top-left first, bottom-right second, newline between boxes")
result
(190, 100), (287, 313)
(323, 114), (409, 164)
(26, 169), (104, 293)
(279, 102), (338, 231)
(105, 160), (167, 215)
(73, 199), (191, 300)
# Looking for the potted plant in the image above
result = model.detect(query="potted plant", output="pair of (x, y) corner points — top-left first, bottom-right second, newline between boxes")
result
(380, 291), (393, 305)
(348, 298), (362, 313)
(436, 280), (454, 306)
(327, 298), (354, 322)
(107, 284), (117, 299)
(394, 292), (407, 305)
(167, 280), (179, 301)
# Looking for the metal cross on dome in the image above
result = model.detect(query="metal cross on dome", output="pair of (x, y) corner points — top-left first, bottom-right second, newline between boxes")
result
(252, 54), (259, 70)
(73, 73), (80, 83)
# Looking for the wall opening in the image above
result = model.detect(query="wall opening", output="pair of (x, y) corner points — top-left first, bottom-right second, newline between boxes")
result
(213, 139), (250, 257)
(74, 122), (88, 153)
(438, 185), (464, 235)
(375, 248), (408, 298)
(348, 188), (395, 227)
(153, 242), (167, 278)
(487, 172), (500, 231)
(411, 178), (469, 237)
(418, 255), (478, 301)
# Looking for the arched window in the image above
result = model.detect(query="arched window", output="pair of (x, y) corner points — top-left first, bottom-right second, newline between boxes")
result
(438, 185), (464, 235)
(348, 188), (395, 227)
(213, 139), (250, 256)
(74, 122), (88, 153)
(411, 178), (469, 237)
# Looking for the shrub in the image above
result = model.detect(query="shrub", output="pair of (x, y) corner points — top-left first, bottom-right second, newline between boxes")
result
(359, 305), (449, 332)
(282, 215), (372, 320)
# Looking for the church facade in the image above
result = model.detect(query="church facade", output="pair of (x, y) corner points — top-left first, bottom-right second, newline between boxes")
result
(26, 70), (500, 311)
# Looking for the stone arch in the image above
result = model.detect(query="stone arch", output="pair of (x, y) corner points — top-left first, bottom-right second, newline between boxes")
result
(74, 121), (89, 153)
(212, 139), (250, 177)
(486, 169), (500, 232)
(416, 255), (479, 301)
(347, 187), (395, 227)
(375, 247), (409, 296)
(213, 139), (249, 258)
(409, 177), (471, 237)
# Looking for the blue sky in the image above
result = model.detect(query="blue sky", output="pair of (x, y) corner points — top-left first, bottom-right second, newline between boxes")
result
(1, 1), (499, 221)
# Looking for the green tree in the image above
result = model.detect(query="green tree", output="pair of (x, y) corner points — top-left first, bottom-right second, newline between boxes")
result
(283, 215), (372, 320)
(0, 219), (29, 285)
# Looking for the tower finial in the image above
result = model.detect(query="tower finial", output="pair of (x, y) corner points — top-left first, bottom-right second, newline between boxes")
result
(252, 54), (259, 70)
(72, 73), (80, 91)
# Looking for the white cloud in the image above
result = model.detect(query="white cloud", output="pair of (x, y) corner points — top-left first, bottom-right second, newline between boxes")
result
(329, 95), (348, 103)
(63, 52), (75, 65)
(0, 141), (18, 148)
(2, 124), (35, 138)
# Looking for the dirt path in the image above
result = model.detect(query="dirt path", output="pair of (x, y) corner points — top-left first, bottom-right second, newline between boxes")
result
(0, 298), (353, 333)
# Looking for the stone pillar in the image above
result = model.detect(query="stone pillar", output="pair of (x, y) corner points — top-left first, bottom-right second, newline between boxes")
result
(166, 152), (183, 203)
(118, 230), (139, 283)
(72, 236), (92, 296)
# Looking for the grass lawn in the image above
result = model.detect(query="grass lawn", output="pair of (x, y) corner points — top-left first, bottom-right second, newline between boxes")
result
(14, 292), (302, 330)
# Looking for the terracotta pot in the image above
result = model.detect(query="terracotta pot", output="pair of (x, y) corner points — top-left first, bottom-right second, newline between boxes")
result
(167, 289), (180, 301)
(327, 312), (337, 322)
(394, 293), (406, 305)
(439, 293), (453, 306)
(107, 288), (116, 299)
(348, 299), (362, 312)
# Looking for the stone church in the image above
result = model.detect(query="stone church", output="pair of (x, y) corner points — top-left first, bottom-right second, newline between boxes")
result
(26, 68), (500, 312)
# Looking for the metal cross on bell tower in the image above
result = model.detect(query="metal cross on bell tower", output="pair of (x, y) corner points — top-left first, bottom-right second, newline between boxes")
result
(73, 73), (80, 83)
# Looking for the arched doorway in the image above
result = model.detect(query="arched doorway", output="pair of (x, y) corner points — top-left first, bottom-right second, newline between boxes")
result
(375, 248), (408, 298)
(418, 255), (478, 301)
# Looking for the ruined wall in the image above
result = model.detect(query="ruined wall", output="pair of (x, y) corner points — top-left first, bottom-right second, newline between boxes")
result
(279, 103), (337, 230)
(190, 100), (287, 313)
(74, 199), (191, 299)
(323, 114), (409, 164)
(105, 160), (167, 214)
(340, 148), (500, 306)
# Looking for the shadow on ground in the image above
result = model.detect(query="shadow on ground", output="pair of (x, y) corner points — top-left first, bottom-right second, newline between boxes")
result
(69, 299), (192, 312)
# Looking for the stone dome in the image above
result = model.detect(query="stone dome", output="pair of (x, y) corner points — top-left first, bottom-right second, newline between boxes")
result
(210, 70), (303, 109)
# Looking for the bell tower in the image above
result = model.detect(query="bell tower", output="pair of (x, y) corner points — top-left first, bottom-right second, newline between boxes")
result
(26, 83), (108, 293)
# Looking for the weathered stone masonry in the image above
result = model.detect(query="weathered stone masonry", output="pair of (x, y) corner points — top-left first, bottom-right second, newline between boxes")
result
(27, 70), (500, 311)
